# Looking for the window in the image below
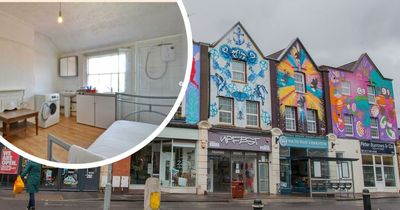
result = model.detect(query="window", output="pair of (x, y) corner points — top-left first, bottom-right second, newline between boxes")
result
(246, 101), (259, 127)
(383, 156), (396, 187)
(344, 114), (354, 136)
(172, 142), (196, 187)
(294, 72), (305, 93)
(367, 86), (376, 104)
(87, 51), (126, 93)
(370, 117), (379, 139)
(232, 60), (246, 82)
(341, 81), (351, 95)
(306, 109), (317, 133)
(173, 98), (186, 121)
(219, 98), (233, 124)
(285, 107), (296, 131)
(362, 155), (375, 187)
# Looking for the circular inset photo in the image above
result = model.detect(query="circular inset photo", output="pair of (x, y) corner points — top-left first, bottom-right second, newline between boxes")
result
(0, 1), (192, 168)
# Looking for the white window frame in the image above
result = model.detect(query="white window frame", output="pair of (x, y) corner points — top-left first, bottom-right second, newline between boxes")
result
(285, 106), (297, 131)
(218, 97), (233, 125)
(231, 59), (246, 83)
(341, 81), (351, 96)
(344, 114), (354, 136)
(367, 85), (376, 104)
(306, 109), (317, 133)
(86, 50), (127, 93)
(294, 72), (305, 93)
(370, 117), (379, 139)
(246, 101), (259, 127)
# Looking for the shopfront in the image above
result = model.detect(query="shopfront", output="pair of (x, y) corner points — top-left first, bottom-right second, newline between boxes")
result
(129, 127), (199, 193)
(360, 141), (399, 192)
(207, 129), (271, 194)
(0, 145), (100, 191)
(278, 135), (329, 194)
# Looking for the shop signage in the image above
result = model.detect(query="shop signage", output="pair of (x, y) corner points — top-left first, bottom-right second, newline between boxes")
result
(208, 131), (271, 152)
(360, 141), (395, 155)
(278, 135), (328, 149)
(0, 148), (20, 174)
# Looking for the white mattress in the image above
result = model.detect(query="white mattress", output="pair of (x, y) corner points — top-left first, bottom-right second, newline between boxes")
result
(87, 120), (158, 158)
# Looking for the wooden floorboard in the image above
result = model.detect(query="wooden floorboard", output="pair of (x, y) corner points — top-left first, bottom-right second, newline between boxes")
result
(3, 115), (105, 163)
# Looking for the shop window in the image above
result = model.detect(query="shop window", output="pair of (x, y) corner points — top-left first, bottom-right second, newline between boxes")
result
(294, 72), (305, 93)
(279, 146), (290, 157)
(362, 155), (375, 187)
(131, 145), (152, 185)
(232, 60), (246, 83)
(370, 117), (379, 139)
(171, 142), (196, 187)
(383, 156), (396, 187)
(306, 109), (317, 133)
(341, 81), (351, 95)
(344, 114), (354, 136)
(246, 101), (259, 127)
(367, 86), (376, 104)
(285, 106), (297, 131)
(219, 97), (233, 124)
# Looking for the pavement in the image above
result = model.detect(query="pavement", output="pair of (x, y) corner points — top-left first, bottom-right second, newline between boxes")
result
(0, 189), (399, 203)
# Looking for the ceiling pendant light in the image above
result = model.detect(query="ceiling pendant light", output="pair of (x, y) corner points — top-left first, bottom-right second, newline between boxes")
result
(57, 2), (63, 24)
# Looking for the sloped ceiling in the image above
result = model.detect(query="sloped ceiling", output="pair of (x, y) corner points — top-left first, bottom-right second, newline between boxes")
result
(0, 2), (185, 54)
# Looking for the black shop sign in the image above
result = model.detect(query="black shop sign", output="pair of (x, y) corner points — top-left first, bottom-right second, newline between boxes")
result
(360, 141), (395, 155)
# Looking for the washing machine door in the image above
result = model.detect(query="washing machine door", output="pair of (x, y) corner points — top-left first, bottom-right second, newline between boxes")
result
(41, 102), (57, 121)
(41, 103), (51, 121)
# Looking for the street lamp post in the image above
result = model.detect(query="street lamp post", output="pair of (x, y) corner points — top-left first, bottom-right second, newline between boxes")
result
(104, 164), (112, 210)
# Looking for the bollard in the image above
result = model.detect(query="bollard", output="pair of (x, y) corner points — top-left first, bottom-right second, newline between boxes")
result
(252, 199), (264, 210)
(362, 189), (371, 210)
(144, 177), (161, 210)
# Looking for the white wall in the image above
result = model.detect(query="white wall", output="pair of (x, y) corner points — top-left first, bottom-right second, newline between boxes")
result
(0, 12), (60, 109)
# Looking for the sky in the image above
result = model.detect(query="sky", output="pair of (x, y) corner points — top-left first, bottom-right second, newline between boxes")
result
(183, 0), (400, 123)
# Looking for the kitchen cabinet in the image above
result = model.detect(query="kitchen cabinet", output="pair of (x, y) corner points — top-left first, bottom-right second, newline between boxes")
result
(59, 56), (78, 77)
(76, 94), (115, 128)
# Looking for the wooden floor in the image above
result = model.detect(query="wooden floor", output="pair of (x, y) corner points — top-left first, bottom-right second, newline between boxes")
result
(4, 115), (105, 162)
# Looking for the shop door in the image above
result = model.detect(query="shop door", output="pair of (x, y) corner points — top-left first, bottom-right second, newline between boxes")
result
(258, 163), (269, 193)
(374, 156), (385, 192)
(79, 168), (100, 191)
(210, 151), (231, 192)
(60, 169), (80, 191)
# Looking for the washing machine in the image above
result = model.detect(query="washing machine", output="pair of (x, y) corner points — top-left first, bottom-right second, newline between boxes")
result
(35, 93), (60, 128)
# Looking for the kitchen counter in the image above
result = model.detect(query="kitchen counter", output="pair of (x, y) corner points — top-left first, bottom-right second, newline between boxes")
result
(77, 92), (116, 97)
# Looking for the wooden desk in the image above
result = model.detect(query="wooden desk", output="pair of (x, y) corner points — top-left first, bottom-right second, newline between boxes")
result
(0, 109), (38, 137)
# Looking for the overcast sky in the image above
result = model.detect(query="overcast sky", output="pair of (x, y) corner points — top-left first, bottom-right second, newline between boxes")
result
(183, 0), (400, 123)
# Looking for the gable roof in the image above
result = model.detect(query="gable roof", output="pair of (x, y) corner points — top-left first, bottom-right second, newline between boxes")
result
(323, 53), (393, 81)
(266, 37), (322, 72)
(211, 21), (266, 58)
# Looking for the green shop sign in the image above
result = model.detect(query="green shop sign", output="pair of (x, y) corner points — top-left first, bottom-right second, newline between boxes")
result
(279, 135), (328, 149)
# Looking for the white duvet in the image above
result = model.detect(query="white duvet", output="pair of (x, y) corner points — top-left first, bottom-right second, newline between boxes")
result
(68, 120), (158, 163)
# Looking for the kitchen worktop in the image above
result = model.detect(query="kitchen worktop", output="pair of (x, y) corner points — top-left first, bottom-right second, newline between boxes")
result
(77, 92), (116, 97)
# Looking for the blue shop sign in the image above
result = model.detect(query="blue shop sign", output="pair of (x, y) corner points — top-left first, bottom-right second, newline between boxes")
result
(279, 135), (328, 149)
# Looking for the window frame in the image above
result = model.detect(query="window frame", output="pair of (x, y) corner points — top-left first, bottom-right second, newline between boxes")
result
(218, 97), (234, 125)
(344, 114), (354, 136)
(231, 59), (247, 83)
(370, 117), (379, 139)
(367, 85), (376, 104)
(246, 101), (260, 128)
(341, 81), (351, 96)
(294, 71), (306, 93)
(306, 109), (318, 134)
(285, 106), (297, 131)
(86, 51), (127, 93)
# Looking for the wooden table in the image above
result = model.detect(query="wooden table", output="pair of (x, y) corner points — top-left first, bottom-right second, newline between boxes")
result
(0, 109), (39, 137)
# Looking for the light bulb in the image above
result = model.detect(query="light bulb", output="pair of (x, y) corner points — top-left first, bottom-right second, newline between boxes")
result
(57, 15), (63, 23)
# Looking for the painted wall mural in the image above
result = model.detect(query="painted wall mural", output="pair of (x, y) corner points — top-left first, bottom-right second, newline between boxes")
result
(184, 43), (200, 124)
(328, 55), (398, 141)
(276, 41), (326, 133)
(209, 23), (272, 129)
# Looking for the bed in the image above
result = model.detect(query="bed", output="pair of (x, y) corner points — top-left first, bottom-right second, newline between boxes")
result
(47, 93), (176, 163)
